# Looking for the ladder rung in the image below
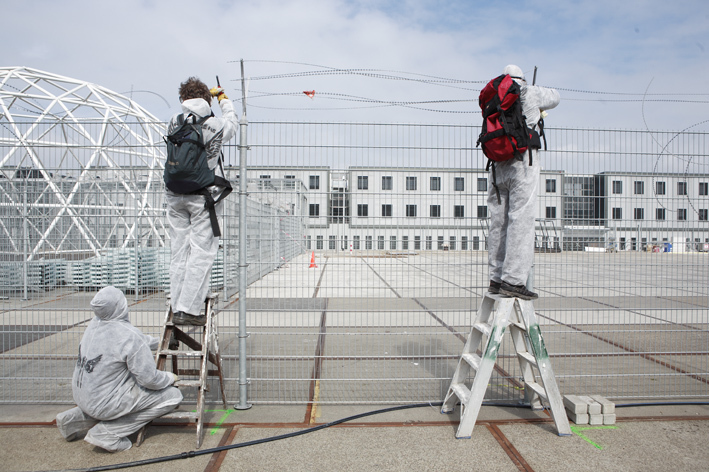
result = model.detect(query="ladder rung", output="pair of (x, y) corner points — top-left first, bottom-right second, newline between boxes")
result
(175, 380), (202, 388)
(462, 353), (481, 371)
(161, 411), (199, 421)
(451, 383), (471, 405)
(473, 322), (491, 337)
(525, 381), (548, 401)
(511, 321), (526, 332)
(517, 351), (537, 367)
(158, 349), (203, 357)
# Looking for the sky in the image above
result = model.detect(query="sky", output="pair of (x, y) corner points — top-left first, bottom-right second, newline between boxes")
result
(2, 0), (709, 132)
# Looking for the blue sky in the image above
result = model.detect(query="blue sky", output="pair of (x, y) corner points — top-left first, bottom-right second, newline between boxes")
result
(2, 0), (708, 131)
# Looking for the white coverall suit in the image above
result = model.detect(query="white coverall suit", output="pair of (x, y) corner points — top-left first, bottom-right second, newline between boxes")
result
(167, 97), (238, 316)
(487, 65), (560, 288)
(56, 286), (182, 452)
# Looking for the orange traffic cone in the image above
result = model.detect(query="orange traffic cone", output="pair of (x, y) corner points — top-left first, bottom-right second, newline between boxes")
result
(309, 251), (318, 268)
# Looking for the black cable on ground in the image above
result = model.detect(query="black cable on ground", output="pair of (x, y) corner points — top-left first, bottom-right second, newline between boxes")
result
(43, 400), (709, 472)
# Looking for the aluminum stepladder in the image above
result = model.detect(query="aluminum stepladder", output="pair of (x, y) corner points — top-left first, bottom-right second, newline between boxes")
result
(441, 292), (571, 438)
(136, 293), (227, 448)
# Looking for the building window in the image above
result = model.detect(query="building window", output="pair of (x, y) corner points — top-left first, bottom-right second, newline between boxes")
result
(699, 209), (708, 221)
(478, 178), (488, 192)
(309, 175), (320, 190)
(430, 205), (441, 218)
(612, 208), (622, 220)
(454, 205), (464, 218)
(634, 208), (644, 220)
(353, 236), (360, 250)
(437, 236), (444, 250)
(678, 181), (688, 196)
(656, 208), (665, 220)
(366, 236), (373, 249)
(546, 207), (556, 219)
(454, 177), (464, 191)
(382, 204), (392, 217)
(461, 236), (468, 250)
(358, 176), (368, 190)
(406, 205), (417, 217)
(284, 175), (296, 189)
(656, 181), (666, 195)
(306, 236), (312, 250)
(426, 236), (432, 250)
(377, 236), (385, 250)
(406, 176), (417, 191)
(473, 236), (480, 250)
(316, 235), (323, 250)
(390, 236), (397, 250)
(477, 205), (488, 218)
(634, 181), (644, 195)
(430, 177), (441, 191)
(382, 176), (392, 190)
(357, 204), (368, 217)
(678, 208), (687, 221)
(546, 179), (557, 193)
(414, 236), (421, 250)
(700, 182), (708, 196)
(309, 204), (320, 217)
(449, 236), (456, 250)
(402, 236), (409, 250)
(612, 181), (622, 194)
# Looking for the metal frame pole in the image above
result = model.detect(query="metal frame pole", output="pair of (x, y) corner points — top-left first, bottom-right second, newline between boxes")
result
(235, 59), (252, 410)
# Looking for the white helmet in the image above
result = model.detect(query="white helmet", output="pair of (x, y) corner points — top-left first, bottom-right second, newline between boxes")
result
(502, 64), (525, 82)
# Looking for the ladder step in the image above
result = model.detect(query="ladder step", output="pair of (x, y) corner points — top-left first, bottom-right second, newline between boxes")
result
(517, 351), (537, 367)
(158, 349), (203, 357)
(175, 380), (202, 388)
(161, 411), (199, 421)
(525, 381), (548, 401)
(473, 322), (491, 337)
(511, 321), (526, 332)
(462, 353), (481, 371)
(451, 383), (471, 405)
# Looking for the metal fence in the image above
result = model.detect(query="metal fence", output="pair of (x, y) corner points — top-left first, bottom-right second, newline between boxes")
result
(0, 121), (707, 405)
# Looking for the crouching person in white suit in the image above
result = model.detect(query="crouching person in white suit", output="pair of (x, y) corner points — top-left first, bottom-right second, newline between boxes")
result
(56, 286), (182, 452)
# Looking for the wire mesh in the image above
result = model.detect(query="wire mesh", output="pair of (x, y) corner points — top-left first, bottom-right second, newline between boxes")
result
(0, 121), (707, 405)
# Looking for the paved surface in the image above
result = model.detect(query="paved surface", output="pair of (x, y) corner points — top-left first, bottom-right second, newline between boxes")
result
(2, 402), (709, 471)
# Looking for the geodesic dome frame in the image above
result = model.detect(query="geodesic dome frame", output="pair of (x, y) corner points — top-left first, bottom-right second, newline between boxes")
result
(0, 66), (168, 262)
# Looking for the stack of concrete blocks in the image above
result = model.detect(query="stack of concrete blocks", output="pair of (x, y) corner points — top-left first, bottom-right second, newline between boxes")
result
(563, 395), (615, 425)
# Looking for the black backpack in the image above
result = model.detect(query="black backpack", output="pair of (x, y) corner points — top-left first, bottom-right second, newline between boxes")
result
(163, 113), (232, 237)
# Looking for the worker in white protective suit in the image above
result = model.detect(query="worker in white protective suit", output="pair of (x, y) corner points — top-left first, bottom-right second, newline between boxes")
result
(55, 286), (182, 452)
(167, 77), (238, 325)
(487, 65), (560, 300)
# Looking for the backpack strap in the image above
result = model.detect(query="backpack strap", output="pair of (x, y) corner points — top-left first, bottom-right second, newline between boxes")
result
(199, 153), (233, 238)
(486, 160), (502, 204)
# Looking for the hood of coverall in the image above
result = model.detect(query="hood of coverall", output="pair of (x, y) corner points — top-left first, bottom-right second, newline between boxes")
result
(181, 98), (212, 118)
(502, 65), (526, 82)
(90, 286), (129, 322)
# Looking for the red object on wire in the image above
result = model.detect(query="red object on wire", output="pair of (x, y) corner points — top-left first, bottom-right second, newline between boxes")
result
(303, 90), (315, 99)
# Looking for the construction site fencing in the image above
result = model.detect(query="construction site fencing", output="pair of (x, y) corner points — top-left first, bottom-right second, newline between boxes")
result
(0, 120), (707, 406)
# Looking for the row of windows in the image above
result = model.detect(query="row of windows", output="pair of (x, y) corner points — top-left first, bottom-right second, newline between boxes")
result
(354, 176), (485, 192)
(310, 203), (488, 218)
(308, 235), (483, 251)
(612, 180), (709, 196)
(612, 208), (709, 221)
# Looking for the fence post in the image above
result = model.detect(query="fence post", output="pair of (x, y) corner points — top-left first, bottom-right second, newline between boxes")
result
(235, 59), (252, 410)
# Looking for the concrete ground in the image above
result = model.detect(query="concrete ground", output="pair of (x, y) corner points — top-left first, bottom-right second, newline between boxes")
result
(2, 402), (709, 472)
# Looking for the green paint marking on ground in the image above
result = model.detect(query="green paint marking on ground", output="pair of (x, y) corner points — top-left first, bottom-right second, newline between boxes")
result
(570, 424), (618, 450)
(190, 408), (236, 435)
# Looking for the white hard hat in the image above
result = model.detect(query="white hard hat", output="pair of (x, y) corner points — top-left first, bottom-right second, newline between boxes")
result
(502, 64), (525, 81)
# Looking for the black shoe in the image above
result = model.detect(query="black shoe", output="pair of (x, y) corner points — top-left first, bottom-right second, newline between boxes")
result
(500, 282), (539, 300)
(172, 311), (206, 326)
(488, 280), (502, 294)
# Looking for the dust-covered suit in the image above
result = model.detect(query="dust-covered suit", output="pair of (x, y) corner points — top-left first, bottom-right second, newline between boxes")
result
(56, 286), (182, 452)
(167, 97), (238, 316)
(487, 65), (560, 287)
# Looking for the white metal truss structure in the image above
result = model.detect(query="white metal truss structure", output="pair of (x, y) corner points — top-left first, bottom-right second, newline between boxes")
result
(0, 66), (167, 263)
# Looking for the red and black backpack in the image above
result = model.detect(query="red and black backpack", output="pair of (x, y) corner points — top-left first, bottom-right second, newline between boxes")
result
(476, 74), (543, 201)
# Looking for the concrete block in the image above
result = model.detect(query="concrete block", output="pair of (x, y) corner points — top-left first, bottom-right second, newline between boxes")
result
(567, 411), (589, 424)
(590, 395), (615, 414)
(603, 413), (616, 425)
(578, 395), (602, 415)
(589, 414), (604, 425)
(563, 395), (587, 414)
